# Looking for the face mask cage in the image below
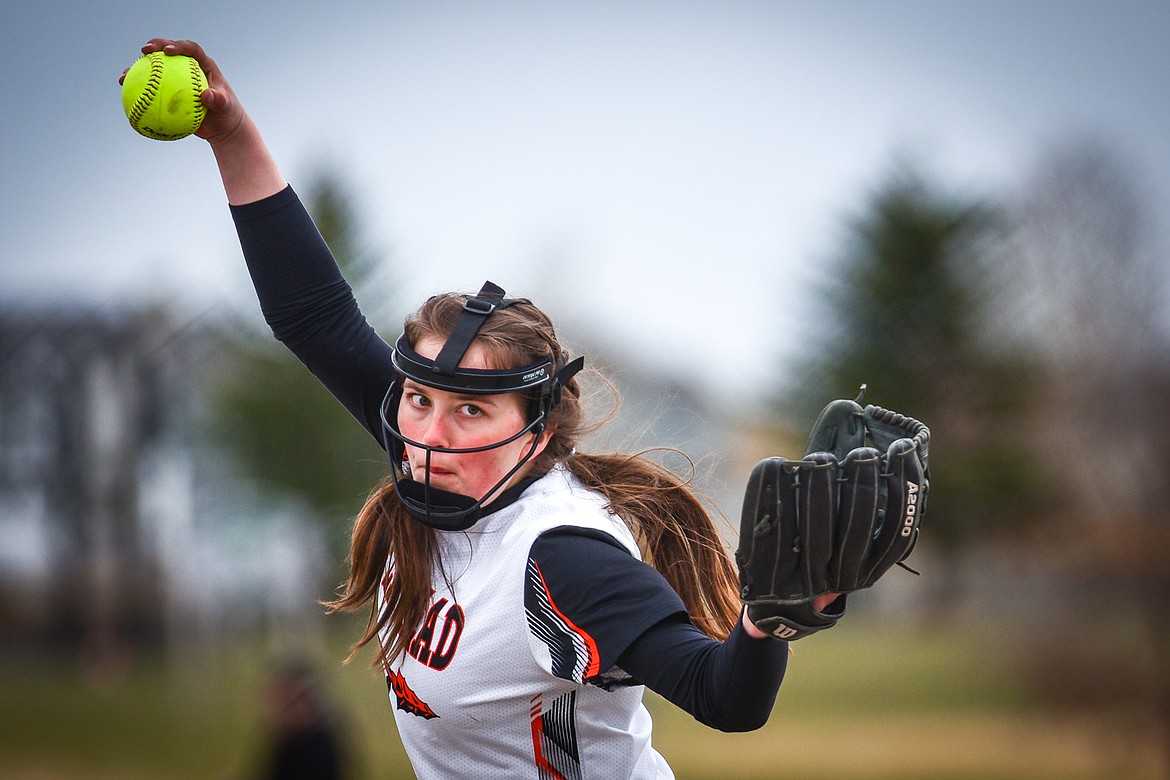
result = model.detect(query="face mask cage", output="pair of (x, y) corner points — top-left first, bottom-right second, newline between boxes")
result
(378, 281), (584, 531)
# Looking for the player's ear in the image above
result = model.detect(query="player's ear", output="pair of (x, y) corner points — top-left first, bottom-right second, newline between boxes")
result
(525, 422), (556, 463)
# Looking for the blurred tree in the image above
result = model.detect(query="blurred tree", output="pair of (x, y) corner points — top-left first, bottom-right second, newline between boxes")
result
(991, 137), (1170, 771)
(775, 158), (1050, 593)
(211, 167), (399, 565)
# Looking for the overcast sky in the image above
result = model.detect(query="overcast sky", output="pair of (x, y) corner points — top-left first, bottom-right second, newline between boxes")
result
(2, 1), (1168, 404)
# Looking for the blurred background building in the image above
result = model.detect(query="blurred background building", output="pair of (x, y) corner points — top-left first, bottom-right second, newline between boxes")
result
(0, 306), (327, 661)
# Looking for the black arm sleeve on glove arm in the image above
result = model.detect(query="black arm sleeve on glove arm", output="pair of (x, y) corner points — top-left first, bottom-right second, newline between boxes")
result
(532, 530), (788, 732)
(619, 615), (788, 733)
(529, 529), (688, 673)
(229, 186), (395, 443)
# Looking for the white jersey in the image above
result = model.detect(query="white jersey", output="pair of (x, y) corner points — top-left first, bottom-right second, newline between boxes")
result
(378, 464), (674, 779)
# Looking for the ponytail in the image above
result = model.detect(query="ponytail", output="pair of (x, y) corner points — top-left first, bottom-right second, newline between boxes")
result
(565, 452), (742, 640)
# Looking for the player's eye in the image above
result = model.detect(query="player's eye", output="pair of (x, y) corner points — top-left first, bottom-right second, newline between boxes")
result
(406, 392), (431, 409)
(458, 403), (484, 417)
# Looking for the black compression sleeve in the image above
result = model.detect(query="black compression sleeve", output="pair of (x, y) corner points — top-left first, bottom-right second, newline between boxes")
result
(229, 186), (394, 442)
(618, 615), (788, 732)
(531, 529), (787, 731)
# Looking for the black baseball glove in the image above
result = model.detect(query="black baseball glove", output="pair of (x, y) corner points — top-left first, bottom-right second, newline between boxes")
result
(735, 390), (930, 640)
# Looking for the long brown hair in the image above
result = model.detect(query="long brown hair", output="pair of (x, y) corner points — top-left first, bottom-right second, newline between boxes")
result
(325, 290), (742, 668)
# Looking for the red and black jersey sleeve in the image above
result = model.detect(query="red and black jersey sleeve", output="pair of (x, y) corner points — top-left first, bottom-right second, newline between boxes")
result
(526, 527), (685, 686)
(527, 526), (788, 732)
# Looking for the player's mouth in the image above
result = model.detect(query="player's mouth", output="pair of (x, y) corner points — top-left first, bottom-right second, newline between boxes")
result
(412, 463), (457, 484)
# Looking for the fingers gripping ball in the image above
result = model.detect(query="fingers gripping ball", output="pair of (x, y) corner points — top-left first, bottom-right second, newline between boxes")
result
(122, 52), (207, 141)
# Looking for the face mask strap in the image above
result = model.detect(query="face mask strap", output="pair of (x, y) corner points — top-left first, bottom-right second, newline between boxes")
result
(433, 281), (516, 376)
(527, 354), (586, 425)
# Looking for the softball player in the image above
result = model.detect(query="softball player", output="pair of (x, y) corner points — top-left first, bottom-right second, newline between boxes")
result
(130, 39), (849, 779)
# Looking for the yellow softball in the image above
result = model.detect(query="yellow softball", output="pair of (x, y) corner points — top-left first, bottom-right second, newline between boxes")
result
(121, 52), (208, 141)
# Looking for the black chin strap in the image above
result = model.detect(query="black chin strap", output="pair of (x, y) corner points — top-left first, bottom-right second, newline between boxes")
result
(395, 422), (546, 531)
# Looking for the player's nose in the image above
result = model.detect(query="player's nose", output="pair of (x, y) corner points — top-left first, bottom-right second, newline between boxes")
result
(417, 409), (454, 448)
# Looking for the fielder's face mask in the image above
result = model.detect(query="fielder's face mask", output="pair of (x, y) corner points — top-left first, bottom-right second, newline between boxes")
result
(380, 281), (585, 531)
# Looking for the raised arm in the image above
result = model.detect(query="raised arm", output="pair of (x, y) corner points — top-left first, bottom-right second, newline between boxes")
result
(131, 38), (286, 206)
(122, 39), (395, 441)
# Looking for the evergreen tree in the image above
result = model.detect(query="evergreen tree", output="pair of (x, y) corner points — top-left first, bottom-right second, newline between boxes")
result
(776, 161), (1048, 565)
(211, 168), (399, 560)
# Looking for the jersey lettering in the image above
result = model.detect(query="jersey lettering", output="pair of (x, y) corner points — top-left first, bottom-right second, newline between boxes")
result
(408, 597), (466, 671)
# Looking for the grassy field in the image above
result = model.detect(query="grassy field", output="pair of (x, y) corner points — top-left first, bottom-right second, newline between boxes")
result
(0, 617), (1162, 779)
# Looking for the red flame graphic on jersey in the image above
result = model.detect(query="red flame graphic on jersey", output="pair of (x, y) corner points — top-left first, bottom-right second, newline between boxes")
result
(387, 669), (439, 720)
